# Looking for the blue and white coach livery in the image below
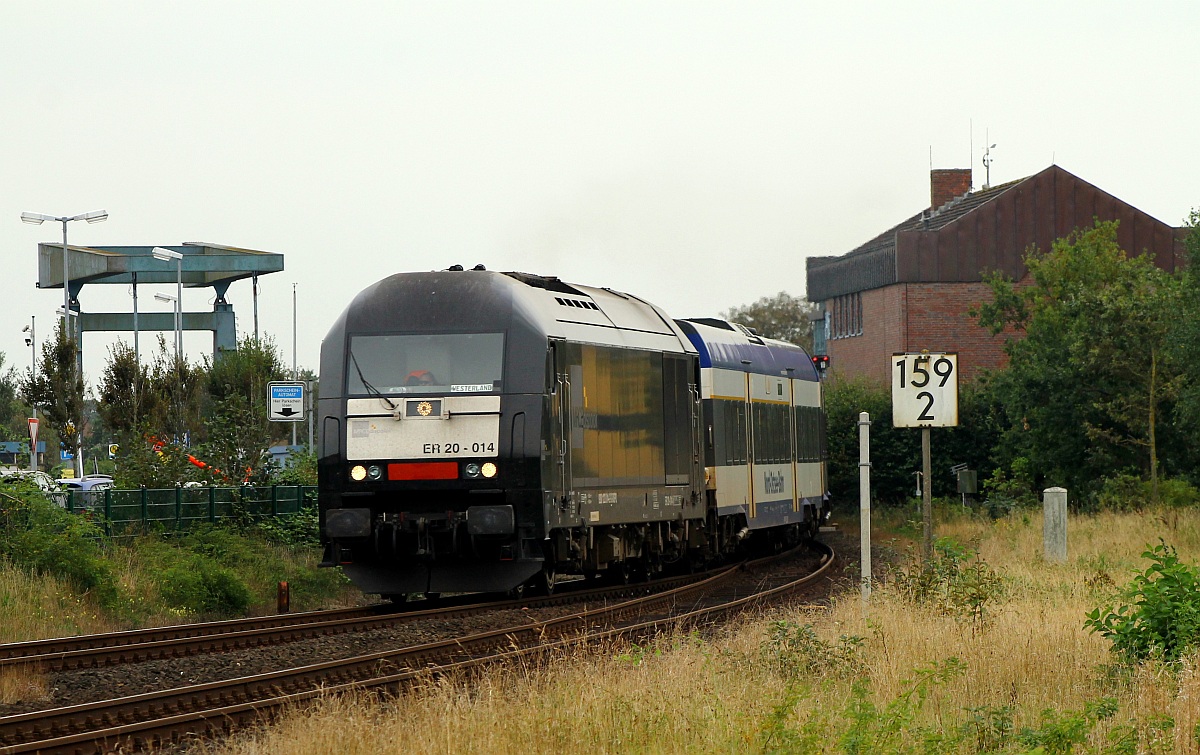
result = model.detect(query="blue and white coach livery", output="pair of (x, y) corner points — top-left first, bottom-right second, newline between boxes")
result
(674, 319), (828, 535)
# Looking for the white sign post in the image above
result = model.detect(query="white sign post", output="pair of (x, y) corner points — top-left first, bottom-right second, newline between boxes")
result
(892, 353), (959, 562)
(268, 381), (306, 422)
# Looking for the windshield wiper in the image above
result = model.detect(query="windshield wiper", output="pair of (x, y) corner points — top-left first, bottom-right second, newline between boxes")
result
(348, 350), (397, 410)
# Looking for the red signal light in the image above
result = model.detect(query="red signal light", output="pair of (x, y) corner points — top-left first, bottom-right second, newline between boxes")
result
(812, 355), (830, 371)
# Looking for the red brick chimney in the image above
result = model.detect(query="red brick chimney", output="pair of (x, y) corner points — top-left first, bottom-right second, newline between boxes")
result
(930, 168), (972, 210)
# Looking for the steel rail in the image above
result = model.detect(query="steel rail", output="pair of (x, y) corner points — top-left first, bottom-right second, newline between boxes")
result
(0, 604), (389, 664)
(0, 572), (694, 673)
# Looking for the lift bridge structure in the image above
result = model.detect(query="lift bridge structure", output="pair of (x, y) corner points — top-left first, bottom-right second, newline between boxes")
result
(36, 242), (284, 368)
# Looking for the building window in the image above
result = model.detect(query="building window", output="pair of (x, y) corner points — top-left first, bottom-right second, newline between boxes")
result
(830, 292), (862, 340)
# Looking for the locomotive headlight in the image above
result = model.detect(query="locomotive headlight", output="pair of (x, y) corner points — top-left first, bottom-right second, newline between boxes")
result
(350, 465), (367, 482)
(464, 463), (481, 478)
(481, 462), (498, 478)
(367, 465), (383, 481)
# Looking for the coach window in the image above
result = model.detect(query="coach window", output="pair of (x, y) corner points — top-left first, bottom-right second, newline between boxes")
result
(714, 399), (747, 466)
(752, 402), (789, 465)
(795, 405), (822, 463)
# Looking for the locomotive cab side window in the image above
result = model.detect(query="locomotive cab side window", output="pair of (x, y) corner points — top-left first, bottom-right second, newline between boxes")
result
(347, 333), (505, 396)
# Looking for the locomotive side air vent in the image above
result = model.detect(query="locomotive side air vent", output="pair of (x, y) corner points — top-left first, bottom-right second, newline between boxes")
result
(502, 271), (588, 296)
(683, 318), (736, 331)
(554, 297), (600, 311)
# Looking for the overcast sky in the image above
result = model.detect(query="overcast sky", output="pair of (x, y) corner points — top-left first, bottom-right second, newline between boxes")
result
(3, 1), (1197, 390)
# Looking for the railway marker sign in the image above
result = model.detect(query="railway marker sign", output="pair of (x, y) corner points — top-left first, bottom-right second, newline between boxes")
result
(268, 381), (306, 422)
(891, 352), (958, 427)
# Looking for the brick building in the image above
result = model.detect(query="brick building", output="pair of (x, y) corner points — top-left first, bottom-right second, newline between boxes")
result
(805, 165), (1189, 383)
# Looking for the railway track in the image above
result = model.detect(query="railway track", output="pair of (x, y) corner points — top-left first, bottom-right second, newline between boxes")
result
(0, 542), (834, 753)
(0, 576), (682, 675)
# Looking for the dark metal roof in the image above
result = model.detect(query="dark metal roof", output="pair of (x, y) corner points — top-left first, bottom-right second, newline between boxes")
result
(806, 166), (1186, 301)
(675, 319), (818, 381)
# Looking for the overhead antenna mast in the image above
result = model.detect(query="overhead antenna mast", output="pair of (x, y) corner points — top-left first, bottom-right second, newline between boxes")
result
(982, 131), (997, 190)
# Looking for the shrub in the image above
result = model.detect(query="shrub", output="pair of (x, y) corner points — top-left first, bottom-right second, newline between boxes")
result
(1095, 473), (1151, 512)
(157, 556), (252, 615)
(760, 620), (864, 679)
(1094, 474), (1200, 512)
(1015, 698), (1120, 755)
(255, 506), (320, 547)
(1085, 540), (1200, 663)
(0, 485), (120, 609)
(132, 523), (349, 614)
(979, 457), (1038, 518)
(890, 537), (1003, 627)
(272, 449), (317, 486)
(1155, 477), (1200, 509)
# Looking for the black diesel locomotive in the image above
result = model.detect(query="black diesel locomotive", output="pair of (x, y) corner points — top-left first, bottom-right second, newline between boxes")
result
(317, 269), (829, 597)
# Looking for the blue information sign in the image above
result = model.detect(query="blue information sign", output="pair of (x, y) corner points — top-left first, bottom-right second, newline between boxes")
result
(268, 381), (306, 422)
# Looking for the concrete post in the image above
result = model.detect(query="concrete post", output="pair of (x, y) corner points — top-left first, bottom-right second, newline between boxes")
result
(1043, 487), (1068, 562)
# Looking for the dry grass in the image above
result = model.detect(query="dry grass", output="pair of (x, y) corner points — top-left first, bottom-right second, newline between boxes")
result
(209, 638), (790, 754)
(0, 563), (117, 643)
(205, 507), (1200, 754)
(0, 563), (114, 706)
(0, 664), (49, 706)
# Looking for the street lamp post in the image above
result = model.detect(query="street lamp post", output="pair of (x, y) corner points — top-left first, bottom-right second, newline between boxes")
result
(151, 248), (184, 363)
(21, 209), (107, 479)
(154, 290), (183, 445)
(153, 292), (181, 363)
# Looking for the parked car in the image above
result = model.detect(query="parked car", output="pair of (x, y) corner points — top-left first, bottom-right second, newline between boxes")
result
(57, 475), (114, 491)
(0, 469), (59, 492)
(0, 470), (70, 508)
(57, 475), (114, 508)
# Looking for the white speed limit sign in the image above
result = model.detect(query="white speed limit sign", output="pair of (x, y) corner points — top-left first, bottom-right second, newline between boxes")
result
(892, 353), (958, 427)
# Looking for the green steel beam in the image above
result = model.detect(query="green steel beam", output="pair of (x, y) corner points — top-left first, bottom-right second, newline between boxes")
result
(37, 242), (284, 290)
(79, 306), (237, 357)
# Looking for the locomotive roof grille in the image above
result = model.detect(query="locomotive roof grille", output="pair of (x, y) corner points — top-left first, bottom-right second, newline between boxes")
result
(554, 297), (600, 311)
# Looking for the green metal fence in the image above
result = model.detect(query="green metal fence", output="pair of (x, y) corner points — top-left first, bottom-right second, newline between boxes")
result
(59, 485), (318, 535)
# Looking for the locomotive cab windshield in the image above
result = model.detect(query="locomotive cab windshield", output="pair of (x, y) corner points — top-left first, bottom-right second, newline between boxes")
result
(347, 332), (505, 395)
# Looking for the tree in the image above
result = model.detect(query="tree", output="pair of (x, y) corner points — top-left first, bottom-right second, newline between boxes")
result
(722, 291), (817, 349)
(193, 337), (290, 484)
(0, 354), (29, 441)
(20, 321), (86, 466)
(975, 220), (1184, 500)
(97, 341), (159, 436)
(1170, 208), (1200, 436)
(97, 337), (207, 486)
